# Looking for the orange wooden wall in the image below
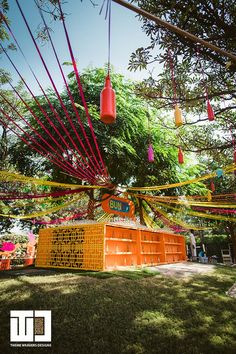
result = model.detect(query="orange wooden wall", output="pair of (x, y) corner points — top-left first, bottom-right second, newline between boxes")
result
(36, 223), (187, 271)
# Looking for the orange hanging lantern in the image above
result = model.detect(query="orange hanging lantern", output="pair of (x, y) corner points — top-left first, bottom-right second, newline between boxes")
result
(207, 100), (215, 121)
(174, 104), (183, 127)
(100, 75), (116, 124)
(178, 147), (184, 164)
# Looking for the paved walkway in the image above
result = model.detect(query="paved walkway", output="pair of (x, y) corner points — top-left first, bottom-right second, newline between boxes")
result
(227, 283), (236, 298)
(150, 262), (216, 278)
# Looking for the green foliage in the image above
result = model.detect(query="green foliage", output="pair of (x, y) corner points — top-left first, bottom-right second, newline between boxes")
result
(0, 0), (9, 12)
(129, 0), (236, 168)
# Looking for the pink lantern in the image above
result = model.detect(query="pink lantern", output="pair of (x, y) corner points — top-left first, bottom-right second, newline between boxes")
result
(148, 144), (154, 162)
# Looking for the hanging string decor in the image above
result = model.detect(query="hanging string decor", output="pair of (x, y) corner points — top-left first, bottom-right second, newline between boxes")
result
(178, 146), (184, 164)
(100, 74), (116, 124)
(100, 0), (116, 124)
(168, 49), (183, 127)
(3, 0), (110, 185)
(196, 44), (215, 122)
(148, 143), (155, 163)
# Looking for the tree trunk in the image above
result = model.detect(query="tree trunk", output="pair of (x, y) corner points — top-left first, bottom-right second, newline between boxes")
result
(0, 126), (8, 168)
(138, 198), (145, 226)
(228, 222), (236, 263)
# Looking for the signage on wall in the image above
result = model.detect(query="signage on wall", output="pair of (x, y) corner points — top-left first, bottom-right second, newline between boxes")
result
(101, 194), (135, 219)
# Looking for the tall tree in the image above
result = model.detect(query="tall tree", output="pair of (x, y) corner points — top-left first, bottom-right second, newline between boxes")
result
(1, 67), (207, 229)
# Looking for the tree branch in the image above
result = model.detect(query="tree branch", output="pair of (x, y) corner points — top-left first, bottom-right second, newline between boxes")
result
(166, 141), (234, 153)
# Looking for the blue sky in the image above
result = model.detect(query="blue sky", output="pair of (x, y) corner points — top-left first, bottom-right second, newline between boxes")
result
(1, 0), (157, 94)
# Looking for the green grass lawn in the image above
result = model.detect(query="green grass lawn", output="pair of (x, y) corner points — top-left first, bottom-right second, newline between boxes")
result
(0, 266), (236, 354)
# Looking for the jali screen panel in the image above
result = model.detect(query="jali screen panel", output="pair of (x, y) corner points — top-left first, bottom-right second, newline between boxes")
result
(35, 224), (105, 271)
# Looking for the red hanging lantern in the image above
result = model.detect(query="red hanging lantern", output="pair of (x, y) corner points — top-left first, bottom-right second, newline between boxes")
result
(210, 180), (215, 192)
(148, 144), (154, 163)
(178, 147), (184, 164)
(207, 100), (215, 121)
(100, 75), (116, 124)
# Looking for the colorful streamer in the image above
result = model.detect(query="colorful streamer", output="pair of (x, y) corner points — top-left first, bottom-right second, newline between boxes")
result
(0, 170), (106, 189)
(0, 196), (82, 220)
(142, 205), (160, 229)
(149, 200), (236, 222)
(33, 211), (88, 225)
(127, 163), (235, 191)
(192, 207), (236, 214)
(149, 204), (211, 231)
(0, 189), (86, 201)
(138, 195), (236, 209)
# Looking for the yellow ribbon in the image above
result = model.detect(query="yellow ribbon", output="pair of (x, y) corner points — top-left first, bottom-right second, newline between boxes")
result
(142, 205), (160, 229)
(127, 163), (236, 191)
(0, 196), (82, 220)
(149, 204), (211, 231)
(0, 193), (87, 208)
(97, 212), (113, 222)
(148, 200), (236, 222)
(0, 170), (106, 189)
(131, 193), (236, 208)
(130, 193), (235, 201)
(1, 163), (235, 192)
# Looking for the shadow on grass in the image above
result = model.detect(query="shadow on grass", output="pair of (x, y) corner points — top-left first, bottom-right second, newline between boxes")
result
(0, 266), (159, 280)
(51, 267), (159, 280)
(0, 266), (235, 354)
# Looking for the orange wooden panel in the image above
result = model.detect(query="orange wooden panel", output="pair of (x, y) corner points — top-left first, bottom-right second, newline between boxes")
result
(0, 259), (11, 270)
